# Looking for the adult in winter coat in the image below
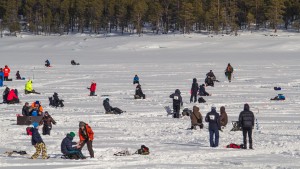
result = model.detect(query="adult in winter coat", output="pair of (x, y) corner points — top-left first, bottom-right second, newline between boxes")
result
(40, 111), (56, 135)
(190, 106), (203, 129)
(205, 105), (220, 147)
(30, 122), (48, 159)
(7, 89), (19, 104)
(78, 122), (94, 158)
(225, 63), (234, 82)
(50, 92), (64, 107)
(0, 68), (4, 87)
(25, 80), (36, 94)
(219, 106), (228, 127)
(61, 132), (85, 159)
(89, 81), (97, 96)
(199, 84), (210, 96)
(205, 70), (216, 87)
(103, 98), (123, 114)
(45, 60), (50, 67)
(238, 104), (255, 149)
(22, 102), (31, 116)
(170, 89), (183, 118)
(16, 71), (22, 80)
(135, 84), (145, 99)
(133, 75), (139, 84)
(2, 87), (10, 103)
(3, 65), (10, 81)
(190, 78), (199, 103)
(31, 101), (43, 115)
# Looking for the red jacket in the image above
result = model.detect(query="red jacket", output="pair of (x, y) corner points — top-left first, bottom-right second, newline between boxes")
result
(3, 67), (10, 77)
(90, 83), (96, 92)
(7, 89), (18, 101)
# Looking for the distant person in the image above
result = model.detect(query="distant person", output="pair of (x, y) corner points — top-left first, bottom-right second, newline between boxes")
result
(50, 92), (64, 107)
(219, 106), (228, 128)
(134, 84), (145, 99)
(25, 80), (40, 94)
(88, 81), (97, 96)
(133, 75), (139, 84)
(22, 102), (31, 116)
(199, 84), (210, 96)
(0, 68), (4, 87)
(45, 60), (51, 67)
(3, 65), (11, 81)
(2, 87), (10, 103)
(7, 89), (20, 104)
(16, 71), (23, 80)
(30, 122), (48, 159)
(190, 106), (203, 129)
(71, 60), (80, 65)
(103, 98), (124, 114)
(61, 132), (85, 159)
(40, 111), (56, 135)
(238, 104), (255, 149)
(190, 78), (199, 103)
(205, 70), (216, 87)
(205, 105), (220, 147)
(169, 89), (183, 118)
(78, 122), (94, 158)
(31, 101), (43, 115)
(225, 63), (234, 82)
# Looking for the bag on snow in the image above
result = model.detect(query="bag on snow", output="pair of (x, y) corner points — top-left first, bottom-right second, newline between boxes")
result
(226, 143), (244, 149)
(26, 127), (33, 135)
(198, 97), (206, 103)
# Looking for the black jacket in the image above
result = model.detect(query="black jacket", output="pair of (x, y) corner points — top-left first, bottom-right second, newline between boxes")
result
(191, 78), (199, 94)
(103, 99), (112, 112)
(205, 109), (220, 130)
(61, 134), (77, 154)
(31, 128), (44, 145)
(199, 85), (208, 96)
(170, 89), (183, 106)
(22, 105), (31, 116)
(135, 85), (144, 96)
(239, 105), (254, 128)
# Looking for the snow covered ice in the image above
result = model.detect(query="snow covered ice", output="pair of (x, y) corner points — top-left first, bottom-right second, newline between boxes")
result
(0, 31), (300, 168)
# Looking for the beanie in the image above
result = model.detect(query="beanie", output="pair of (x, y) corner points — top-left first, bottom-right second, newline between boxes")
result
(69, 132), (75, 138)
(32, 122), (39, 128)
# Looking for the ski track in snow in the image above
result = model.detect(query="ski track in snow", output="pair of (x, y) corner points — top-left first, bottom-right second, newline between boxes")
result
(0, 32), (300, 168)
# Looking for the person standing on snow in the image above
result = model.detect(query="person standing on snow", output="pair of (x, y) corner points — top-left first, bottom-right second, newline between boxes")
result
(205, 105), (220, 147)
(88, 81), (97, 96)
(225, 63), (234, 82)
(238, 103), (255, 149)
(40, 111), (56, 135)
(170, 89), (183, 118)
(78, 122), (94, 158)
(190, 78), (199, 103)
(219, 106), (228, 128)
(30, 122), (48, 159)
(3, 65), (11, 81)
(133, 75), (139, 84)
(0, 68), (4, 87)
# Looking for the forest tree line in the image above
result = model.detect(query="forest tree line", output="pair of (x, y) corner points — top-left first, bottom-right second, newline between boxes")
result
(0, 0), (300, 36)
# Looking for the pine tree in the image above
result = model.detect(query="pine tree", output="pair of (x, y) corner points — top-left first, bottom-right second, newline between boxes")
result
(4, 0), (20, 35)
(132, 0), (148, 35)
(266, 0), (285, 33)
(178, 1), (195, 34)
(147, 0), (163, 34)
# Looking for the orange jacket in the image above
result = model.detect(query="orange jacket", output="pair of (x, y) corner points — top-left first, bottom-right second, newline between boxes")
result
(79, 124), (94, 141)
(3, 67), (10, 77)
(31, 102), (43, 113)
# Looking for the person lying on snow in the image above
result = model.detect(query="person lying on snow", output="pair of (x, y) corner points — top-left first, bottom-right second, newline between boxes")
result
(134, 84), (145, 99)
(45, 59), (51, 67)
(103, 98), (124, 114)
(7, 89), (20, 104)
(40, 111), (56, 135)
(199, 84), (210, 96)
(30, 122), (49, 159)
(71, 60), (80, 65)
(25, 80), (40, 94)
(271, 94), (285, 100)
(87, 81), (97, 96)
(61, 132), (85, 159)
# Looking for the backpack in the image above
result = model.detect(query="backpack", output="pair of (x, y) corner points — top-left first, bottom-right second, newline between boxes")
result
(26, 127), (32, 135)
(137, 145), (149, 155)
(226, 143), (243, 149)
(198, 97), (206, 103)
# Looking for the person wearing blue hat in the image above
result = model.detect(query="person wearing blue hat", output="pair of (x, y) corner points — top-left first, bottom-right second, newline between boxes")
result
(205, 105), (220, 147)
(61, 132), (85, 159)
(30, 122), (48, 159)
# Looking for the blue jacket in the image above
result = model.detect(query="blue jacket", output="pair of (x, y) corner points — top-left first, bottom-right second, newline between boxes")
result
(205, 109), (220, 130)
(133, 76), (139, 82)
(31, 128), (44, 145)
(0, 72), (4, 87)
(61, 134), (77, 154)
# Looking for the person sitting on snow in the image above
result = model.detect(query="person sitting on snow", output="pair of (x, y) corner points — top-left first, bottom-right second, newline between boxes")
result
(199, 84), (210, 96)
(25, 79), (39, 94)
(16, 71), (22, 80)
(133, 75), (139, 84)
(7, 89), (20, 104)
(61, 132), (85, 159)
(22, 102), (31, 116)
(71, 60), (80, 65)
(205, 70), (216, 87)
(31, 101), (43, 116)
(134, 84), (145, 99)
(2, 87), (10, 103)
(49, 92), (64, 107)
(45, 60), (51, 67)
(103, 98), (124, 114)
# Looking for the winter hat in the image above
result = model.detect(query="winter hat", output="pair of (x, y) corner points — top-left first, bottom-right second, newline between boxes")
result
(244, 103), (250, 111)
(211, 105), (216, 111)
(69, 132), (75, 138)
(32, 122), (39, 128)
(35, 101), (40, 105)
(106, 98), (109, 101)
(44, 111), (49, 115)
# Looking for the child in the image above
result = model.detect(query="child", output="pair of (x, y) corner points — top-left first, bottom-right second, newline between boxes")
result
(30, 122), (48, 159)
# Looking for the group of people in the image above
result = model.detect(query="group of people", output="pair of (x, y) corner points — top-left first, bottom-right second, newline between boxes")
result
(2, 87), (19, 104)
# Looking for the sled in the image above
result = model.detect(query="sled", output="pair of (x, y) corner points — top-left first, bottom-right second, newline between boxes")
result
(17, 116), (43, 125)
(230, 121), (242, 131)
(164, 106), (174, 116)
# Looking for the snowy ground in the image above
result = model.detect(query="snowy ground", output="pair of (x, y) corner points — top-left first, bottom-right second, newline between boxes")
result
(0, 31), (300, 169)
